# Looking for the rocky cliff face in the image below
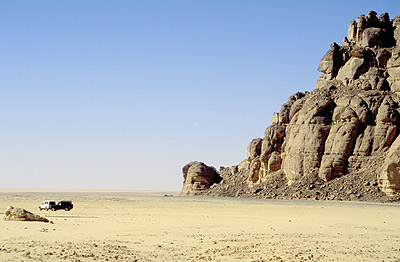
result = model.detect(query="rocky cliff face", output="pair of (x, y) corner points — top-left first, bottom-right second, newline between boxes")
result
(180, 11), (400, 202)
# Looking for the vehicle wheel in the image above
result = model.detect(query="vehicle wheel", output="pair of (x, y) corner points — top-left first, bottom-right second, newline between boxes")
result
(65, 208), (69, 211)
(51, 208), (56, 211)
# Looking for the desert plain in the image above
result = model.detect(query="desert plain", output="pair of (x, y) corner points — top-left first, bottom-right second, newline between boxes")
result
(0, 190), (400, 262)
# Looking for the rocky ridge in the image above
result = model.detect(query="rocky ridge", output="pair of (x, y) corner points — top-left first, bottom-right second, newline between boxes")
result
(180, 11), (400, 202)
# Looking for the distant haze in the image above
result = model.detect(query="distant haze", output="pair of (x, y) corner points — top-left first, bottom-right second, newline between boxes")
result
(1, 1), (399, 190)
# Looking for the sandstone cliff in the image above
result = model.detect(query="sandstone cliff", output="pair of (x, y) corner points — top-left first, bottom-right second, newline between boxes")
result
(180, 11), (400, 202)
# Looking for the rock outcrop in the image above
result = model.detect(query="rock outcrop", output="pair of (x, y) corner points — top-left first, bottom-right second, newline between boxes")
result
(180, 161), (222, 195)
(4, 206), (50, 223)
(181, 11), (400, 202)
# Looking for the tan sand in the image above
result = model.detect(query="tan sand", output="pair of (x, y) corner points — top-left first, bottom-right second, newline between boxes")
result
(0, 190), (400, 261)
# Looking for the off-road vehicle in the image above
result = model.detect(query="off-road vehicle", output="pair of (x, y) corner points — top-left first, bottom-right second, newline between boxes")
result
(55, 200), (73, 211)
(39, 200), (73, 211)
(39, 200), (56, 211)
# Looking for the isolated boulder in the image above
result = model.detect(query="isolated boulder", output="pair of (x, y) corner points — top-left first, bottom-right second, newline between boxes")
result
(379, 136), (400, 195)
(180, 161), (222, 195)
(4, 206), (50, 223)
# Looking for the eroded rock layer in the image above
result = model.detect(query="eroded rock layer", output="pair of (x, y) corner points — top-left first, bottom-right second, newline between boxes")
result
(180, 11), (400, 202)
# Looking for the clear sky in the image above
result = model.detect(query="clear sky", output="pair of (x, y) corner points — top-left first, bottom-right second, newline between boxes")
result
(1, 1), (399, 190)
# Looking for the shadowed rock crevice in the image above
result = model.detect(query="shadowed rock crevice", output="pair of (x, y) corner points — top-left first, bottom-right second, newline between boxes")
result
(180, 11), (400, 201)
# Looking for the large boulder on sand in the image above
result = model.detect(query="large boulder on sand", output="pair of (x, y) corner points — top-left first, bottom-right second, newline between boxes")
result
(379, 136), (400, 195)
(4, 206), (50, 223)
(180, 161), (222, 195)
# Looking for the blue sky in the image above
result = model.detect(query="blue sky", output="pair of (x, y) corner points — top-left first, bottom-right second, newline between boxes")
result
(1, 1), (399, 190)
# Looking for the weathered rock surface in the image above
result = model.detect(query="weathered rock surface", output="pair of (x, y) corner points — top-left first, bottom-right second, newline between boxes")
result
(4, 206), (50, 223)
(180, 161), (222, 195)
(181, 12), (400, 202)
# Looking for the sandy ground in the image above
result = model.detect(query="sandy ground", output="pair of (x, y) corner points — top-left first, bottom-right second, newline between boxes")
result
(0, 190), (400, 262)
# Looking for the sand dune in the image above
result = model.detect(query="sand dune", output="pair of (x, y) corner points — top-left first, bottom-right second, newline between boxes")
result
(1, 190), (400, 261)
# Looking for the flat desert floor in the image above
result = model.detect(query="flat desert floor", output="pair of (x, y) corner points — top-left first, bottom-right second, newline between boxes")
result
(0, 190), (400, 261)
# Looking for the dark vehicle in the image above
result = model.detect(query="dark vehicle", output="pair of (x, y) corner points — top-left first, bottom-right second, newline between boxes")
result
(55, 200), (73, 211)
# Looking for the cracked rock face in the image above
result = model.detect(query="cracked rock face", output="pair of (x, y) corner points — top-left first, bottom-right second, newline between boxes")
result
(181, 11), (400, 200)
